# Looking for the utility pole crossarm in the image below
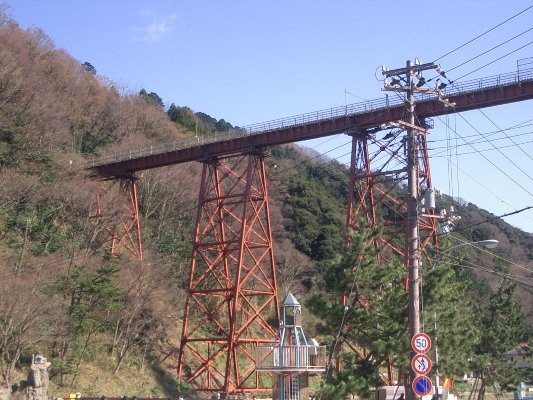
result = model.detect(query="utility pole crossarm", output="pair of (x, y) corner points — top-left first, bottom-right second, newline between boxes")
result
(382, 62), (437, 77)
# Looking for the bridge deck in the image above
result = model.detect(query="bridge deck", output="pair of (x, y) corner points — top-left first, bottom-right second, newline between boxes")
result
(87, 68), (533, 179)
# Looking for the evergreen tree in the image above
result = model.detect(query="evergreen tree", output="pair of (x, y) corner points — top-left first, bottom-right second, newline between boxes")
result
(284, 176), (343, 261)
(81, 61), (96, 75)
(469, 279), (525, 400)
(139, 88), (164, 108)
(215, 118), (232, 132)
(167, 103), (197, 132)
(307, 226), (408, 399)
(46, 263), (124, 384)
(307, 226), (483, 400)
(422, 259), (482, 378)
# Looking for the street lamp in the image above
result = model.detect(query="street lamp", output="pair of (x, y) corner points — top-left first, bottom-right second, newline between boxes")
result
(430, 238), (498, 396)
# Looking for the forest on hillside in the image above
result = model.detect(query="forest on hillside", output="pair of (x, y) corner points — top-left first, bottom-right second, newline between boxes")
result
(0, 6), (531, 400)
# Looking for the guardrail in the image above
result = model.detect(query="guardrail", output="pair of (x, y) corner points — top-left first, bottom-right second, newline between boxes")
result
(87, 67), (533, 169)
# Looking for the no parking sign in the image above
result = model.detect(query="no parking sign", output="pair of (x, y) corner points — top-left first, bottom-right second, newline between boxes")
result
(412, 375), (433, 396)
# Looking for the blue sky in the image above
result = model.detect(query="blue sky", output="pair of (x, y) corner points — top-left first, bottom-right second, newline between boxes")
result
(7, 1), (533, 233)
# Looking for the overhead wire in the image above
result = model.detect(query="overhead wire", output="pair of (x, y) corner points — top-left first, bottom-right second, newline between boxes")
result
(432, 39), (533, 183)
(429, 122), (533, 150)
(444, 27), (533, 76)
(435, 252), (533, 289)
(453, 115), (460, 199)
(446, 233), (532, 272)
(435, 244), (533, 286)
(429, 116), (533, 227)
(436, 52), (533, 193)
(476, 107), (533, 163)
(431, 119), (533, 224)
(453, 40), (533, 81)
(436, 154), (533, 227)
(455, 205), (533, 232)
(407, 6), (533, 214)
(432, 5), (533, 63)
(445, 114), (454, 197)
(420, 43), (533, 193)
(452, 111), (533, 193)
(431, 137), (533, 158)
(427, 238), (533, 319)
(411, 77), (533, 222)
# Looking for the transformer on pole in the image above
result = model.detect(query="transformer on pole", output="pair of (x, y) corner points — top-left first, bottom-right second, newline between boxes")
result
(177, 150), (280, 395)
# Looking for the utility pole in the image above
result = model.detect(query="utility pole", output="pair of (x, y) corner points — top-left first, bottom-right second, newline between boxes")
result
(434, 312), (440, 396)
(382, 59), (440, 400)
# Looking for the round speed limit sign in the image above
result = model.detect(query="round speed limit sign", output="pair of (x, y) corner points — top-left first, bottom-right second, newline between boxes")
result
(411, 332), (432, 353)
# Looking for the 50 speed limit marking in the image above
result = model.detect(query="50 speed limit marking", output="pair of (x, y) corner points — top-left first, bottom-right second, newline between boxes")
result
(411, 332), (432, 353)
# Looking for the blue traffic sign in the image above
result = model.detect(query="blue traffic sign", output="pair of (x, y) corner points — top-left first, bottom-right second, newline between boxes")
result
(412, 375), (433, 396)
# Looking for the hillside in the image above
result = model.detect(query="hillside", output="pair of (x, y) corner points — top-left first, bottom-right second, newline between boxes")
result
(0, 8), (531, 400)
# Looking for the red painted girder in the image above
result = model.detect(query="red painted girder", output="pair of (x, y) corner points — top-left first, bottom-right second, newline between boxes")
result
(87, 78), (533, 179)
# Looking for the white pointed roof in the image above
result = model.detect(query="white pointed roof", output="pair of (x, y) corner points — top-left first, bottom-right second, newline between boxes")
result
(283, 292), (300, 307)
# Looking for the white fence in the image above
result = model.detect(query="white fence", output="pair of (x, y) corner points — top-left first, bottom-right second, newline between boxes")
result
(255, 345), (327, 373)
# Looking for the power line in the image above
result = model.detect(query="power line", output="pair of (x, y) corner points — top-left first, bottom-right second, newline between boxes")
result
(418, 57), (533, 194)
(456, 205), (533, 231)
(438, 253), (533, 289)
(429, 114), (533, 226)
(430, 122), (533, 148)
(476, 108), (533, 163)
(454, 111), (533, 190)
(412, 20), (533, 202)
(400, 72), (533, 222)
(445, 27), (533, 75)
(453, 40), (533, 81)
(432, 5), (533, 63)
(431, 138), (533, 158)
(410, 81), (533, 213)
(439, 234), (533, 282)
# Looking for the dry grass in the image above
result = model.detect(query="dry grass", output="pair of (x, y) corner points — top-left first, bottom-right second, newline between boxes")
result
(47, 355), (180, 399)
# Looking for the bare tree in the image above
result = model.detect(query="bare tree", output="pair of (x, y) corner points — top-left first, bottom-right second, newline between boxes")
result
(0, 277), (50, 389)
(111, 268), (170, 375)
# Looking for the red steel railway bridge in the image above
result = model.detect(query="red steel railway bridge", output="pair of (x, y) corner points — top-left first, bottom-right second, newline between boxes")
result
(87, 65), (533, 395)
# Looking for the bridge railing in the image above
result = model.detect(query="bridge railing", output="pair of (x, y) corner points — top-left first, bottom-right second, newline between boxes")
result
(241, 67), (533, 134)
(87, 67), (533, 169)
